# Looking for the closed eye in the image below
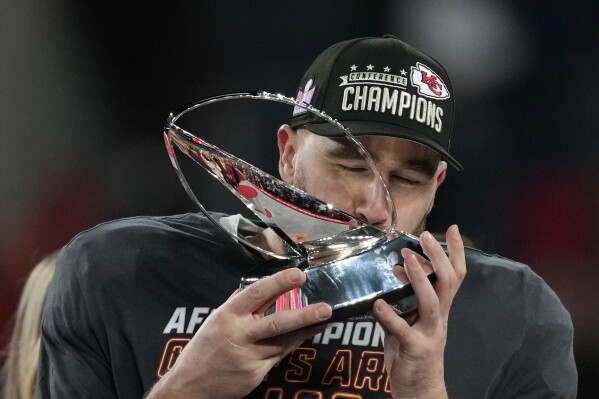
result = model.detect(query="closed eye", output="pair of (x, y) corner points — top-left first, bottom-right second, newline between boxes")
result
(338, 164), (370, 174)
(391, 175), (421, 186)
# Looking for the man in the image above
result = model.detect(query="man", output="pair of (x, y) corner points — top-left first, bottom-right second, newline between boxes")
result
(35, 36), (577, 398)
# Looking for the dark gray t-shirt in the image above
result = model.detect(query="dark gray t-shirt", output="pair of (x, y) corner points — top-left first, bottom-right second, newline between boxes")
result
(35, 213), (577, 398)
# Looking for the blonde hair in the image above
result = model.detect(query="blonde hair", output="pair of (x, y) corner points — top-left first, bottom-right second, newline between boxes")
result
(1, 252), (57, 399)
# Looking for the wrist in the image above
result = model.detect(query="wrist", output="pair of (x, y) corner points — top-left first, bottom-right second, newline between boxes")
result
(392, 386), (448, 399)
(390, 367), (447, 399)
(146, 368), (210, 399)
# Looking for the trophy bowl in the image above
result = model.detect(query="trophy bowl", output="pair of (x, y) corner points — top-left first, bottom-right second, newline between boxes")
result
(164, 91), (433, 323)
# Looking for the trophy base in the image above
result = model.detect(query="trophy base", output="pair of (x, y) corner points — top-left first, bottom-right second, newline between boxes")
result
(240, 233), (435, 323)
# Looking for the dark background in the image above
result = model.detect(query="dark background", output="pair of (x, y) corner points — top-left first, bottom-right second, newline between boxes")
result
(1, 1), (597, 396)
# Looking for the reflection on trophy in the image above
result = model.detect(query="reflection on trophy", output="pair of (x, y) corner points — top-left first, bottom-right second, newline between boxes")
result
(164, 91), (433, 322)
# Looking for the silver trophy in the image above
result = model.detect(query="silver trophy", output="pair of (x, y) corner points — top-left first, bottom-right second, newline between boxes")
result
(164, 92), (433, 322)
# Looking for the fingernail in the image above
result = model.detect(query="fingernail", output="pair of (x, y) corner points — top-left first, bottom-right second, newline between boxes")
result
(317, 304), (332, 320)
(423, 231), (434, 243)
(450, 224), (459, 237)
(405, 254), (417, 273)
(288, 269), (302, 282)
(376, 299), (387, 312)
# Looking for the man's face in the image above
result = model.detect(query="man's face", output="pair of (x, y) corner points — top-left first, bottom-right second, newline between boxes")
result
(278, 126), (447, 235)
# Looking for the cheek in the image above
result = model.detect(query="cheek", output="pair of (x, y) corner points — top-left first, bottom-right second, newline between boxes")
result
(295, 164), (356, 212)
(391, 190), (435, 232)
(303, 175), (355, 208)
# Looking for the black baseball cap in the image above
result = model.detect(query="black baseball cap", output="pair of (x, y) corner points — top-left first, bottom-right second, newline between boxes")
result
(291, 35), (463, 171)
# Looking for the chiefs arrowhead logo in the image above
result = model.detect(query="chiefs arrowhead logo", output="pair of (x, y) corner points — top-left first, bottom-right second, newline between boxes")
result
(410, 63), (450, 100)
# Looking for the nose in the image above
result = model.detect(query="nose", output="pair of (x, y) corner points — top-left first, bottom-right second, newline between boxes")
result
(353, 179), (393, 231)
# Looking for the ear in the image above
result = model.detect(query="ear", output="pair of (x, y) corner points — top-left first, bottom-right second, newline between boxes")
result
(435, 161), (448, 188)
(277, 124), (299, 184)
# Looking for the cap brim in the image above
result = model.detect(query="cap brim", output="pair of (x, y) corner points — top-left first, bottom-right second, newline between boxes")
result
(303, 121), (464, 171)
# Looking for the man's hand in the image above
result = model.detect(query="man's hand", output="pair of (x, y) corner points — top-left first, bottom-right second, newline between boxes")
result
(147, 268), (332, 399)
(373, 225), (466, 399)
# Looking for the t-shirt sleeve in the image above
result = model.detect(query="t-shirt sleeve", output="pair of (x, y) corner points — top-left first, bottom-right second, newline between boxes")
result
(34, 243), (116, 398)
(493, 268), (577, 398)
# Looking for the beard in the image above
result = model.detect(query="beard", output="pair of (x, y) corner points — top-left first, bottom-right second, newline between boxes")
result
(413, 213), (428, 236)
(292, 161), (306, 192)
(412, 196), (435, 236)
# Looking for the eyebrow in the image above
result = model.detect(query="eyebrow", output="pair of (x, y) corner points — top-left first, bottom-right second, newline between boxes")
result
(402, 158), (439, 177)
(322, 139), (365, 160)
